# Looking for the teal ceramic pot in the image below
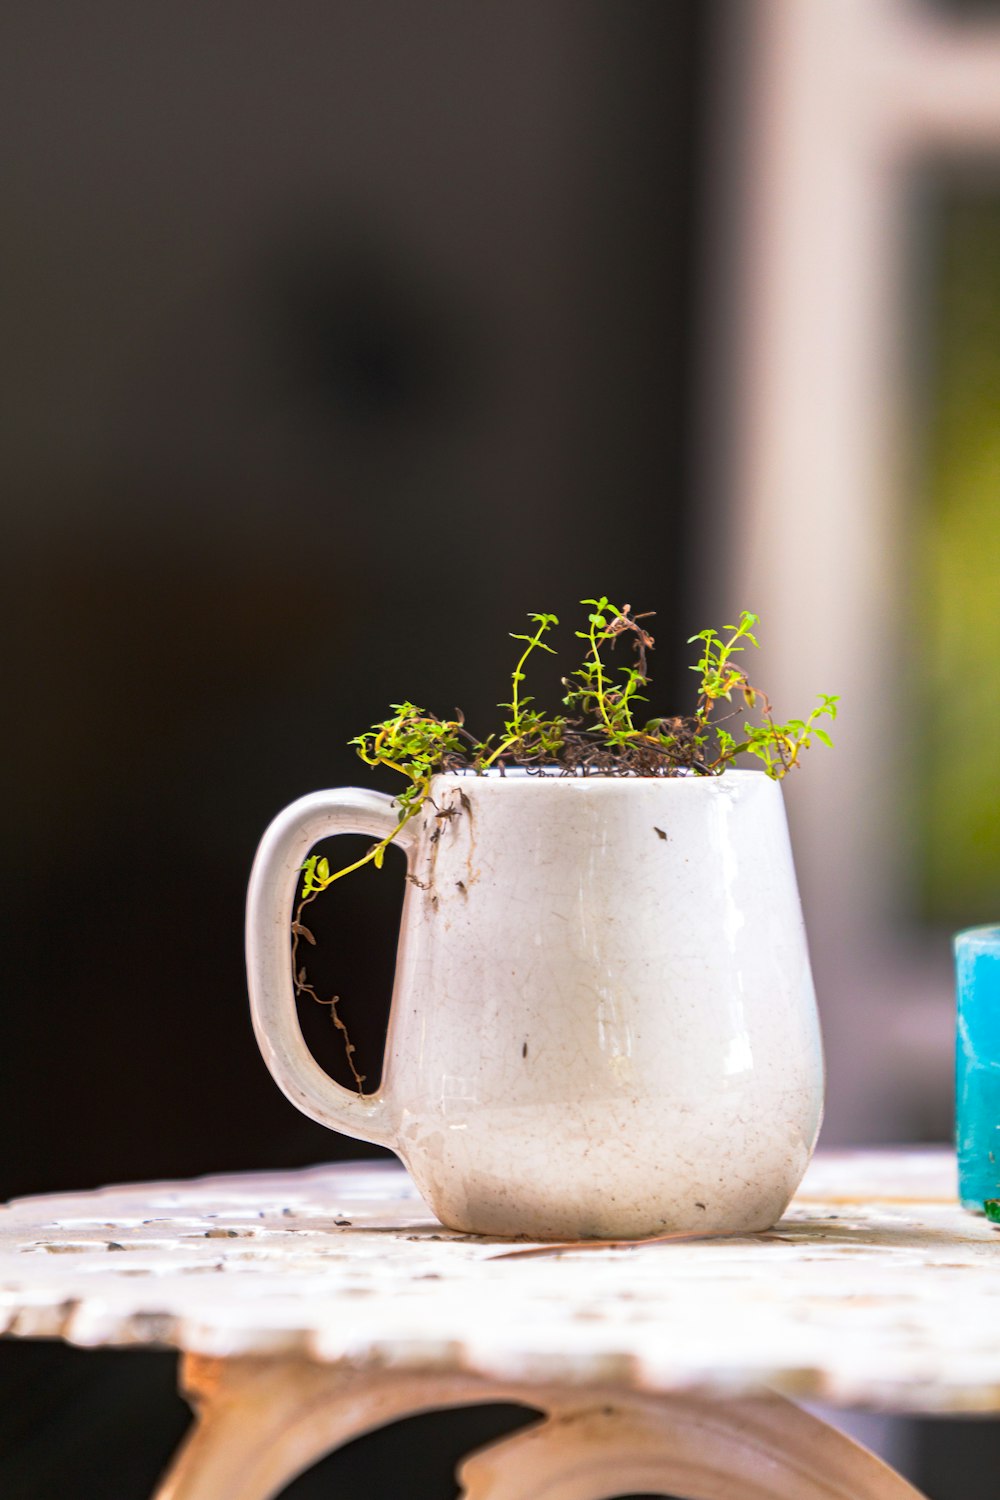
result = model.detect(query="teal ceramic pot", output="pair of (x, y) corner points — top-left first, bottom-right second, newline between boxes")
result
(955, 925), (1000, 1214)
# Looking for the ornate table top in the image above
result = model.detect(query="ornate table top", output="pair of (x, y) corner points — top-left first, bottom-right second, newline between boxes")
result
(1, 1149), (996, 1415)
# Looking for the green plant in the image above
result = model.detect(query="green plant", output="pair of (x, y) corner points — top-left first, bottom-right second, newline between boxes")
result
(291, 598), (838, 1084)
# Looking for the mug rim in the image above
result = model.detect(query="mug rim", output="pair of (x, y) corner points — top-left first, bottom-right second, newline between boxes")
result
(431, 766), (772, 782)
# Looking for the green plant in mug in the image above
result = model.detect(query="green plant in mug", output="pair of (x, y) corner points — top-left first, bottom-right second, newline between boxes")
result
(291, 599), (838, 1087)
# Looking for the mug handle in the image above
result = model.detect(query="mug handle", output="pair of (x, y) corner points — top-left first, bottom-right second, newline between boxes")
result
(245, 788), (417, 1150)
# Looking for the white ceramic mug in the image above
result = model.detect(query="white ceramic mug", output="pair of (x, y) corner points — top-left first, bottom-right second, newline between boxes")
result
(246, 770), (824, 1239)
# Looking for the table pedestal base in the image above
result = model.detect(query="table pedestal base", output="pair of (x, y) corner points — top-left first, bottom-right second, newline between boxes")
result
(153, 1355), (927, 1500)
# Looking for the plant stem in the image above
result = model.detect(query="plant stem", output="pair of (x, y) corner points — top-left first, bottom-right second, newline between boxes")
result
(588, 618), (614, 734)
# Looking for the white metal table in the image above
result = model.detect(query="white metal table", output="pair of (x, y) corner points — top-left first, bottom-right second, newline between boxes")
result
(1, 1149), (995, 1498)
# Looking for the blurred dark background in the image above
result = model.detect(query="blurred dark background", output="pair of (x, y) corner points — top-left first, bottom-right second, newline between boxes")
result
(2, 1), (1000, 1495)
(1, 0), (705, 1206)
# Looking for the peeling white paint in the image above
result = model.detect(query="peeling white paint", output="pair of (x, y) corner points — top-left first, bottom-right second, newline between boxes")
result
(0, 1150), (996, 1414)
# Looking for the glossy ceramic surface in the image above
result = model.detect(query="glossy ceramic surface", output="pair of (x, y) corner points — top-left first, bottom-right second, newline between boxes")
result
(955, 924), (1000, 1212)
(246, 771), (824, 1239)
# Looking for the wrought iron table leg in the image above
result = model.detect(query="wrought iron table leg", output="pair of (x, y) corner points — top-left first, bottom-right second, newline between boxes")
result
(154, 1355), (927, 1500)
(457, 1391), (927, 1500)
